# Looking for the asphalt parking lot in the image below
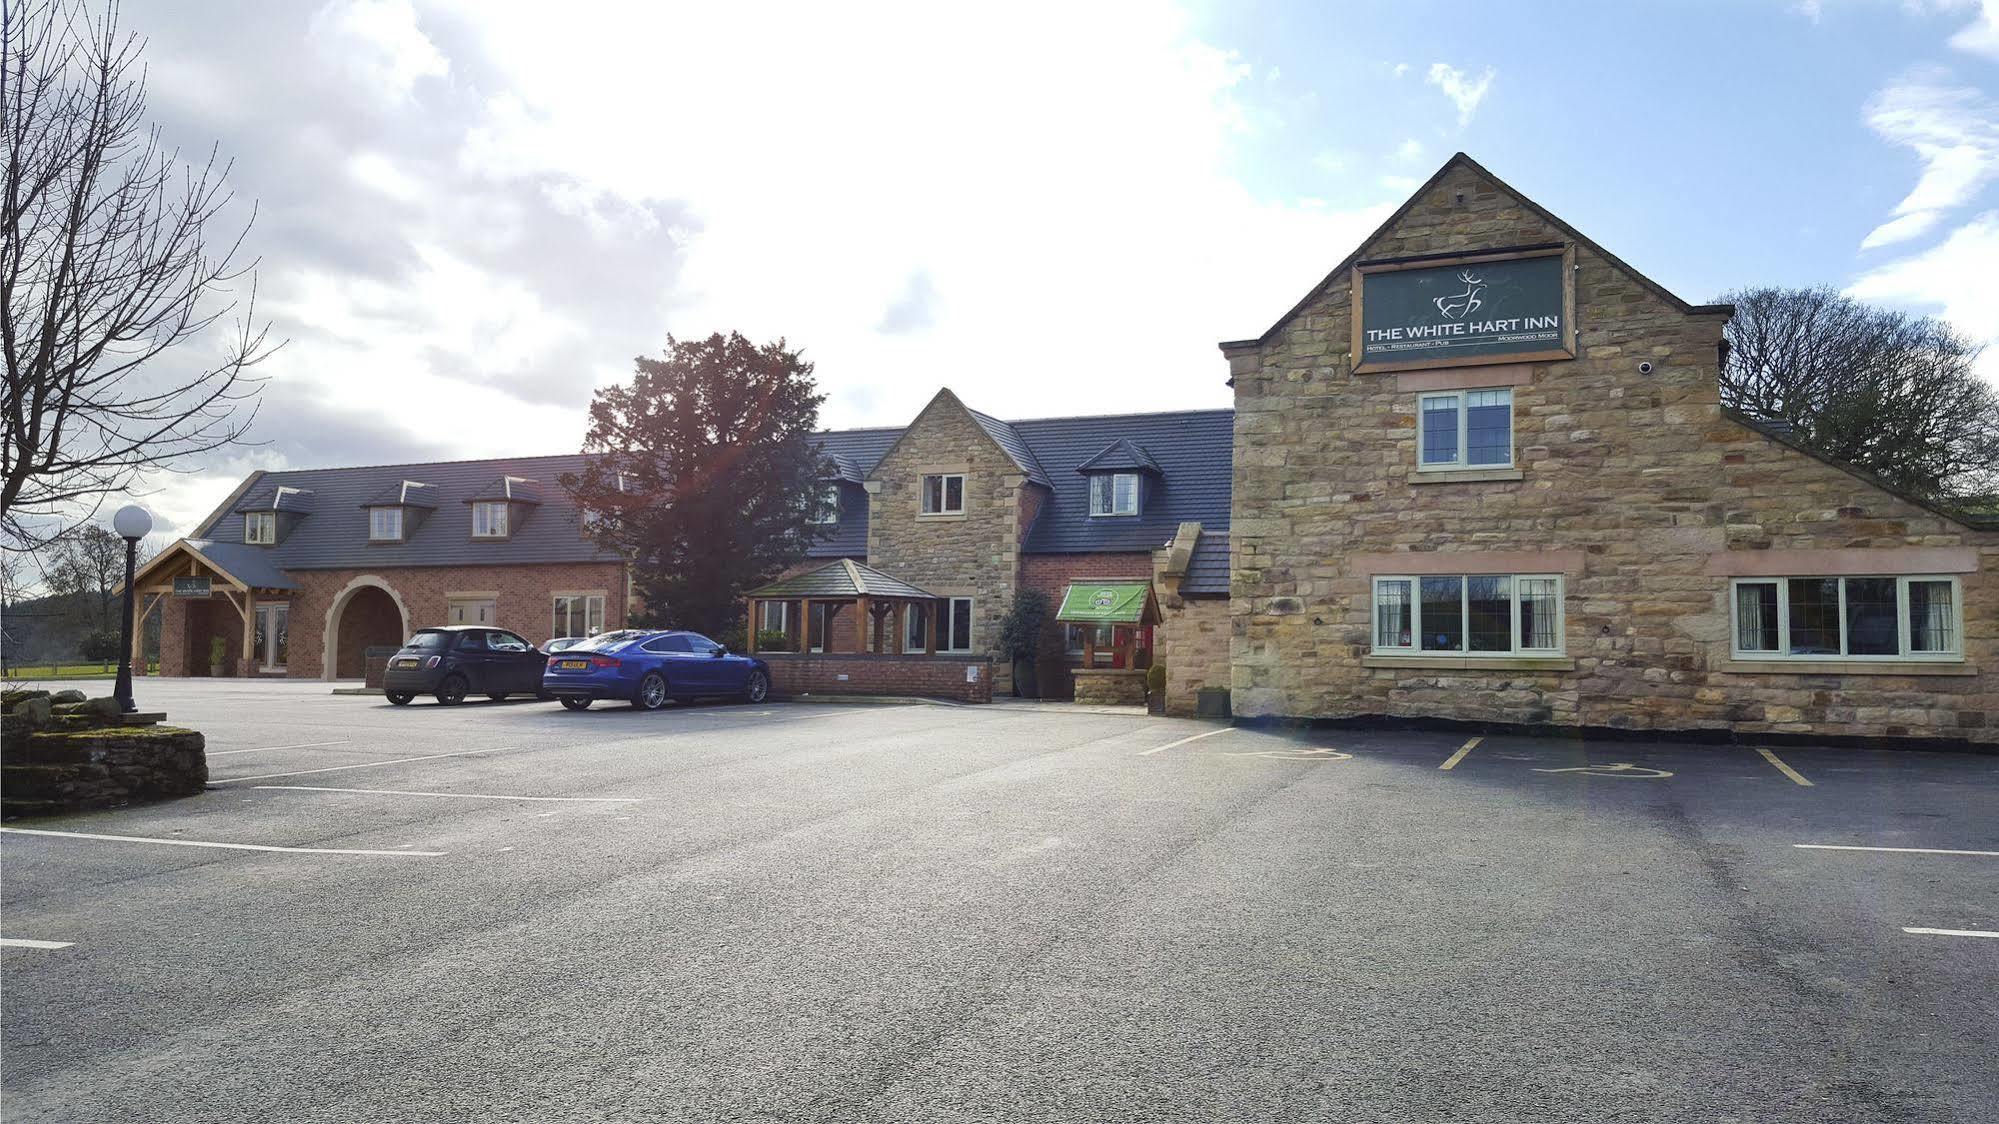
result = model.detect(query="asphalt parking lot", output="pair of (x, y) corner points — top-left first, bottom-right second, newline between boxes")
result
(3, 680), (1995, 1123)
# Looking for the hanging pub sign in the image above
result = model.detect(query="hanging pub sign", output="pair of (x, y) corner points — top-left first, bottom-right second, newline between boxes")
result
(1351, 243), (1575, 373)
(172, 576), (212, 598)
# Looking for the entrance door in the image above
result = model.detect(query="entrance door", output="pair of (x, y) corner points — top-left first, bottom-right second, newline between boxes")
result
(253, 603), (289, 672)
(448, 598), (496, 626)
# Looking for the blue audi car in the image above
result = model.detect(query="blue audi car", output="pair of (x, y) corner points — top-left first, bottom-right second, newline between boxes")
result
(541, 629), (772, 711)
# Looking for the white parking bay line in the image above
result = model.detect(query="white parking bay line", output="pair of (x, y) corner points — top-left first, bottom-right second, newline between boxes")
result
(211, 749), (508, 785)
(0, 938), (74, 950)
(254, 785), (645, 803)
(0, 827), (444, 857)
(208, 739), (350, 757)
(1137, 728), (1234, 756)
(1903, 927), (1999, 939)
(1795, 844), (1999, 857)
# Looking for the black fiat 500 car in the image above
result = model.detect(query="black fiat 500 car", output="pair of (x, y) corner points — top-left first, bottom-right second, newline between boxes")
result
(383, 625), (550, 706)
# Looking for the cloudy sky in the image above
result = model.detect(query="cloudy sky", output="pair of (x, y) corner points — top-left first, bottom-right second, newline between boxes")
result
(119, 0), (1999, 537)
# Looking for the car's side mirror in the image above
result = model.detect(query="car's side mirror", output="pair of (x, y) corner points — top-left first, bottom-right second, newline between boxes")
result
(709, 647), (725, 658)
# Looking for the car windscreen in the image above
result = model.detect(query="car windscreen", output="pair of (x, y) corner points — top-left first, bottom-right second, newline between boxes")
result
(404, 630), (451, 650)
(571, 630), (644, 652)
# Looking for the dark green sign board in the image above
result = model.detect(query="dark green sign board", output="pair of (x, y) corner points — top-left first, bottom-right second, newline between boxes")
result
(172, 576), (212, 598)
(1355, 250), (1572, 371)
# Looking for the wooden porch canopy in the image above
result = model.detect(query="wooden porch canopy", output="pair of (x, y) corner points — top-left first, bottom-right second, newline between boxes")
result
(745, 559), (940, 655)
(1055, 581), (1160, 669)
(119, 538), (299, 668)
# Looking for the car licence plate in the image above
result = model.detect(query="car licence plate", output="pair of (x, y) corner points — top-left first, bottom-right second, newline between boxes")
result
(558, 660), (589, 670)
(394, 658), (419, 668)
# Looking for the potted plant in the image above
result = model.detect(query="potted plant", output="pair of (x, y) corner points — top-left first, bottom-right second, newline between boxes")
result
(207, 636), (228, 678)
(1146, 664), (1168, 715)
(998, 589), (1050, 699)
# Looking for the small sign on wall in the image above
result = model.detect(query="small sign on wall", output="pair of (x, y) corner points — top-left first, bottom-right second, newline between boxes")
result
(966, 665), (980, 682)
(172, 576), (212, 598)
(1352, 244), (1575, 373)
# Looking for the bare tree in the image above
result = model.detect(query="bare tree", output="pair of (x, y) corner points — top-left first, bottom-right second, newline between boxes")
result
(1720, 287), (1999, 507)
(0, 0), (275, 549)
(44, 516), (122, 626)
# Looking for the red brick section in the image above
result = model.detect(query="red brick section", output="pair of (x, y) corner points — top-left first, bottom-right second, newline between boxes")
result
(156, 561), (628, 678)
(760, 653), (994, 703)
(1017, 552), (1154, 698)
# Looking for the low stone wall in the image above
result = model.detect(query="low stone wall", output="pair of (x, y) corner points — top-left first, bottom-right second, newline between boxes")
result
(3, 726), (208, 817)
(1073, 668), (1147, 706)
(762, 653), (994, 703)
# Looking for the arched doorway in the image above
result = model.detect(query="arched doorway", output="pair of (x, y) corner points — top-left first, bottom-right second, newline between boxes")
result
(322, 576), (411, 681)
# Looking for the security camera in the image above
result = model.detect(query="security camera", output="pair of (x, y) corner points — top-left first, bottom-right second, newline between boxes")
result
(1637, 361), (1655, 375)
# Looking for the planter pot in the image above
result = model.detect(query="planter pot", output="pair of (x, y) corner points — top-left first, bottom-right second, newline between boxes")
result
(1146, 690), (1167, 717)
(208, 663), (224, 678)
(1011, 657), (1040, 699)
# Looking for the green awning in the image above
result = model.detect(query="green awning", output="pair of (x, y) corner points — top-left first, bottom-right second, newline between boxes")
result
(1056, 582), (1152, 624)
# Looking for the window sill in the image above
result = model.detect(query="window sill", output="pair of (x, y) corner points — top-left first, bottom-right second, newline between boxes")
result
(1718, 659), (1975, 677)
(1362, 654), (1575, 672)
(917, 512), (966, 521)
(1407, 467), (1524, 484)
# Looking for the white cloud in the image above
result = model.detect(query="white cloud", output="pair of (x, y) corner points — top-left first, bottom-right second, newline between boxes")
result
(1849, 211), (1999, 382)
(1857, 71), (1999, 250)
(307, 0), (447, 103)
(1949, 0), (1999, 56)
(1391, 62), (1410, 78)
(1791, 0), (1824, 22)
(1393, 138), (1423, 161)
(1425, 63), (1495, 127)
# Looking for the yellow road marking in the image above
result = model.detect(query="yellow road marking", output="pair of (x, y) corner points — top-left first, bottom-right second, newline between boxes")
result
(1439, 736), (1482, 770)
(1755, 746), (1813, 786)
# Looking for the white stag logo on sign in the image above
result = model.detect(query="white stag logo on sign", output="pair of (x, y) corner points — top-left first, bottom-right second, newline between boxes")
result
(1433, 270), (1486, 320)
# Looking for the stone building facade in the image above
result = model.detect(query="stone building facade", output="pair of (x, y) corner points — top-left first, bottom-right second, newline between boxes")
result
(1222, 154), (1998, 744)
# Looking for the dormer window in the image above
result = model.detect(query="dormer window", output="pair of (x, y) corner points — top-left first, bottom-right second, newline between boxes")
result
(472, 501), (510, 539)
(245, 511), (276, 544)
(1089, 473), (1140, 517)
(369, 507), (404, 542)
(812, 483), (840, 525)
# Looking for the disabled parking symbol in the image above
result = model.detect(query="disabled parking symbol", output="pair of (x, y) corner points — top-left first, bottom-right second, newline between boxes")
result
(1532, 763), (1674, 779)
(1225, 746), (1354, 763)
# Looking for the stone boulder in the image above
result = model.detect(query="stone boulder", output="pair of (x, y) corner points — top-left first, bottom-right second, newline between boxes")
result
(49, 689), (86, 704)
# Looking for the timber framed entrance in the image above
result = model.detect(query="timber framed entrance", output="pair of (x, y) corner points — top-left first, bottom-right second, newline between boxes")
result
(123, 540), (298, 678)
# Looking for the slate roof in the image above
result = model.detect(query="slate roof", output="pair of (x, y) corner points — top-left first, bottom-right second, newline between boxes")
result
(1181, 530), (1230, 596)
(359, 480), (441, 509)
(467, 475), (544, 504)
(234, 484), (316, 513)
(193, 454), (617, 570)
(181, 539), (299, 590)
(1074, 438), (1164, 476)
(748, 559), (936, 600)
(802, 407), (1233, 559)
(965, 408), (1052, 487)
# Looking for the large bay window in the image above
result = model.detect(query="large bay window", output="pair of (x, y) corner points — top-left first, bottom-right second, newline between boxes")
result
(1419, 389), (1513, 470)
(1372, 574), (1563, 656)
(1730, 576), (1960, 661)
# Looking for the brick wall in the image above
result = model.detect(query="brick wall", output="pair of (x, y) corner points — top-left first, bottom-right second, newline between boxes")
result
(761, 652), (995, 703)
(1228, 159), (1998, 744)
(1017, 552), (1154, 698)
(156, 561), (628, 679)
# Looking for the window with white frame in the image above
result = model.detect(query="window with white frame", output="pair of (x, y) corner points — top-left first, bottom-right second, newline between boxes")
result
(472, 501), (509, 538)
(943, 596), (974, 652)
(244, 511), (276, 545)
(1088, 473), (1139, 516)
(812, 483), (840, 524)
(904, 604), (927, 652)
(921, 473), (965, 515)
(552, 593), (606, 639)
(1372, 574), (1563, 655)
(760, 601), (789, 635)
(1418, 389), (1513, 470)
(1730, 576), (1960, 661)
(368, 507), (403, 542)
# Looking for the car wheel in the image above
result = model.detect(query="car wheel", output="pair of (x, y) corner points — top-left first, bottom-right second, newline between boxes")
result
(435, 674), (468, 705)
(743, 670), (769, 704)
(486, 692), (508, 702)
(559, 696), (591, 711)
(636, 672), (669, 710)
(386, 692), (414, 706)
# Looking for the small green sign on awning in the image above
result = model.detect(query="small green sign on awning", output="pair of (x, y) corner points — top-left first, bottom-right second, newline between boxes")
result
(1056, 582), (1152, 624)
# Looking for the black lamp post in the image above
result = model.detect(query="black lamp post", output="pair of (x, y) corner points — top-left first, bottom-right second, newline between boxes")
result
(112, 504), (153, 713)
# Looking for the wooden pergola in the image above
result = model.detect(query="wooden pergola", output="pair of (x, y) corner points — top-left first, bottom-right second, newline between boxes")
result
(120, 540), (298, 673)
(745, 559), (943, 655)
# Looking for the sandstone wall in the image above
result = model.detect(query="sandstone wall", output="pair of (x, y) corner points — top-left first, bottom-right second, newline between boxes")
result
(1228, 161), (1997, 744)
